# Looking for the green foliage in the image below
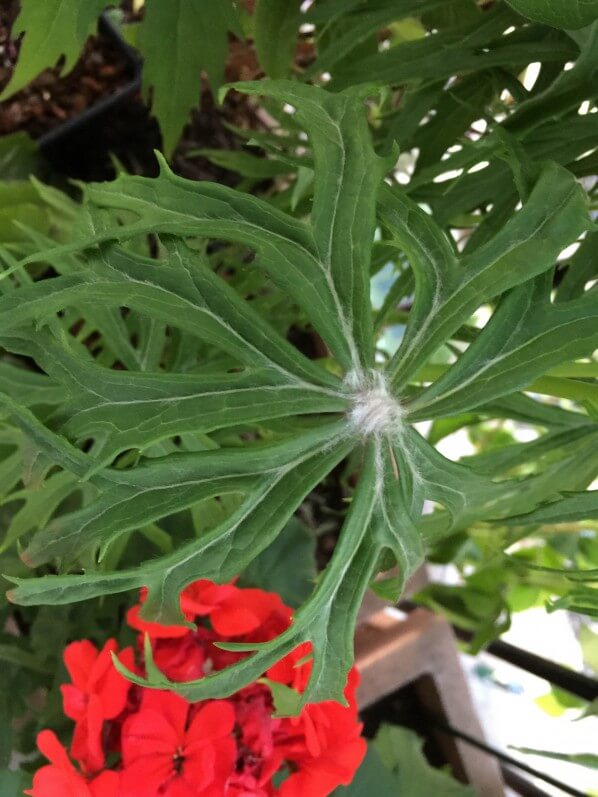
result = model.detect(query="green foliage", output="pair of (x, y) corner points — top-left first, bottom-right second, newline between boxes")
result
(6, 0), (598, 157)
(579, 625), (598, 674)
(2, 0), (241, 155)
(337, 724), (474, 796)
(239, 517), (317, 608)
(512, 747), (598, 770)
(335, 748), (399, 795)
(0, 770), (25, 797)
(254, 0), (302, 78)
(418, 484), (598, 646)
(1, 1), (597, 721)
(506, 0), (598, 29)
(2, 75), (596, 708)
(140, 0), (240, 155)
(504, 491), (598, 525)
(375, 725), (475, 796)
(0, 134), (42, 181)
(0, 0), (109, 99)
(578, 698), (598, 719)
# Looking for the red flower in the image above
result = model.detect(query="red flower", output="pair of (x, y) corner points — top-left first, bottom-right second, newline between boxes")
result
(186, 582), (290, 638)
(227, 684), (282, 795)
(61, 639), (134, 772)
(26, 731), (120, 797)
(226, 771), (272, 797)
(128, 581), (292, 679)
(128, 581), (291, 640)
(275, 691), (366, 797)
(266, 642), (313, 694)
(32, 579), (366, 797)
(267, 648), (366, 797)
(151, 633), (208, 682)
(120, 690), (236, 797)
(278, 703), (366, 797)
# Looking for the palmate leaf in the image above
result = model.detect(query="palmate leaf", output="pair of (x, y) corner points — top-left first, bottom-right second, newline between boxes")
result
(3, 81), (596, 708)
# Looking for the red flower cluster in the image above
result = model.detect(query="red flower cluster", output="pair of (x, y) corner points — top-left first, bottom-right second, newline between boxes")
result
(29, 580), (365, 797)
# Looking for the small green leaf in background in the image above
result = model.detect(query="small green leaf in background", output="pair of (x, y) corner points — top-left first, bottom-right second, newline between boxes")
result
(0, 134), (41, 180)
(239, 517), (317, 608)
(535, 686), (586, 717)
(512, 747), (598, 770)
(0, 183), (49, 245)
(254, 0), (302, 79)
(0, 641), (52, 674)
(140, 0), (240, 156)
(577, 698), (598, 720)
(0, 770), (24, 797)
(337, 724), (474, 796)
(374, 724), (475, 797)
(0, 0), (110, 99)
(548, 584), (598, 618)
(579, 625), (598, 674)
(506, 0), (598, 28)
(335, 748), (399, 795)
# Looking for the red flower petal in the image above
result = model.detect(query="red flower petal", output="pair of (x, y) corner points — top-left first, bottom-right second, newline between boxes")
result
(179, 579), (236, 617)
(63, 640), (99, 692)
(25, 766), (91, 797)
(89, 770), (120, 797)
(77, 694), (107, 772)
(185, 700), (235, 748)
(122, 709), (184, 763)
(96, 646), (135, 719)
(119, 756), (176, 797)
(153, 635), (206, 682)
(139, 690), (190, 735)
(88, 640), (118, 689)
(27, 732), (91, 797)
(61, 684), (86, 722)
(36, 730), (75, 772)
(267, 642), (312, 693)
(162, 778), (196, 797)
(211, 588), (287, 636)
(180, 745), (217, 793)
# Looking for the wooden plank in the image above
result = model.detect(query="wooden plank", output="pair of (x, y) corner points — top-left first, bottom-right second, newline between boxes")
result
(355, 607), (505, 796)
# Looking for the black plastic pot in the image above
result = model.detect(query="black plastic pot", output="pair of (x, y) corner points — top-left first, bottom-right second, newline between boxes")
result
(37, 13), (142, 179)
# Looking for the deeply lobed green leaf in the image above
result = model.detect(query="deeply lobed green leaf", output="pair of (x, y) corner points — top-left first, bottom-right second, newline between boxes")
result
(2, 76), (596, 709)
